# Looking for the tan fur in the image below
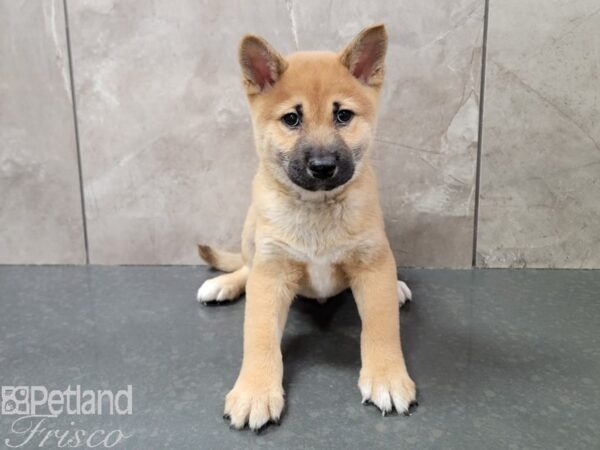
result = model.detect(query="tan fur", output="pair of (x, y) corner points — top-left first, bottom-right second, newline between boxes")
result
(198, 24), (416, 430)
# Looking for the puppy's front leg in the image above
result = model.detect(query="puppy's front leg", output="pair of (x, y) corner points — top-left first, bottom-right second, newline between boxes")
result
(224, 259), (301, 430)
(346, 249), (417, 415)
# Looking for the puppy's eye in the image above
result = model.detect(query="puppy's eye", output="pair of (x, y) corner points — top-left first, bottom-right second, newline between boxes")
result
(335, 109), (354, 125)
(282, 112), (301, 128)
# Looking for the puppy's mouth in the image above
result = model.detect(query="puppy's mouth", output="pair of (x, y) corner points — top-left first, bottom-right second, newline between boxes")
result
(283, 138), (356, 192)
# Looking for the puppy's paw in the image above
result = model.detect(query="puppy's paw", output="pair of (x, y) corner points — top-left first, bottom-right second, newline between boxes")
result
(397, 280), (412, 306)
(359, 364), (417, 415)
(224, 378), (284, 430)
(197, 277), (242, 303)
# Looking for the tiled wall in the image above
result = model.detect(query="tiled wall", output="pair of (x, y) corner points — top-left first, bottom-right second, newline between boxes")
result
(1, 0), (598, 268)
(0, 0), (86, 264)
(476, 0), (600, 268)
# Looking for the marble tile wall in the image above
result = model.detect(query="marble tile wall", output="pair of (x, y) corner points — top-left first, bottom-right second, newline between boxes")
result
(0, 0), (86, 264)
(2, 0), (598, 268)
(477, 0), (600, 268)
(67, 0), (484, 266)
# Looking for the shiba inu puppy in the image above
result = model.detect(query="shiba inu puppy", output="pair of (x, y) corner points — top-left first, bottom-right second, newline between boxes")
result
(197, 24), (417, 430)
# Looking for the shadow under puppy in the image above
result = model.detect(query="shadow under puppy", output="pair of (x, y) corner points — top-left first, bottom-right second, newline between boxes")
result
(197, 24), (416, 430)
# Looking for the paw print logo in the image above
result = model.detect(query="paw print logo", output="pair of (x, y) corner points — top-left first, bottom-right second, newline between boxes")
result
(1, 386), (30, 415)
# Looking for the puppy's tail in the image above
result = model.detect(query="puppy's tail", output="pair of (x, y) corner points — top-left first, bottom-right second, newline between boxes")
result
(197, 244), (243, 273)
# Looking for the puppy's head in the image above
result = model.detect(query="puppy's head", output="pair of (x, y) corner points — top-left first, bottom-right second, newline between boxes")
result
(239, 25), (387, 193)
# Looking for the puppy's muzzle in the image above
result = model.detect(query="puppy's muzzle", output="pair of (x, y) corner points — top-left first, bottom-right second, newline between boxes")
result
(286, 140), (355, 192)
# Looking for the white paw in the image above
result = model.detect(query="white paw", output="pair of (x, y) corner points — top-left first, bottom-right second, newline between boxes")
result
(397, 280), (412, 306)
(359, 366), (417, 415)
(224, 379), (284, 430)
(196, 278), (240, 303)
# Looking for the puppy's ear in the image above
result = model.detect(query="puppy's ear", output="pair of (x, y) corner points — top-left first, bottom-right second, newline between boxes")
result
(239, 35), (287, 95)
(340, 24), (388, 87)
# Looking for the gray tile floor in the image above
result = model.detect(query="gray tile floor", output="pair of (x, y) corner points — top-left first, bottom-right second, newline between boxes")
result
(0, 266), (599, 449)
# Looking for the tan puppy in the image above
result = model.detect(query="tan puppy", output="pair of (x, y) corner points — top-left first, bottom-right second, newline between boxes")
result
(197, 24), (416, 430)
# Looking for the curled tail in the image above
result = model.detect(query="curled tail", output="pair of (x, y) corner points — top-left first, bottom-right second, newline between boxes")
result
(197, 244), (244, 273)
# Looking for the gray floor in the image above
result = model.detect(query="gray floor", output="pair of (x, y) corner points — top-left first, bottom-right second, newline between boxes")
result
(0, 267), (599, 450)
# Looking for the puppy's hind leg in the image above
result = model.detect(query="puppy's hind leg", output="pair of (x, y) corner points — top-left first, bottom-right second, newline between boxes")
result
(197, 266), (249, 304)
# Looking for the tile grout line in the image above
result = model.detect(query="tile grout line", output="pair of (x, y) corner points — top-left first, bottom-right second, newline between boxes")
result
(63, 0), (89, 265)
(472, 0), (490, 268)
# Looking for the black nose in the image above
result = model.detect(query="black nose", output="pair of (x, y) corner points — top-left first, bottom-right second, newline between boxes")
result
(307, 155), (337, 179)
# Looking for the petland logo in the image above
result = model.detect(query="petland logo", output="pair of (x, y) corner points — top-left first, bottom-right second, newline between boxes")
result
(1, 385), (134, 448)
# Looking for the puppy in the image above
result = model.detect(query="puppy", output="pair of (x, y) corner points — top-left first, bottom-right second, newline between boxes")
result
(197, 24), (416, 430)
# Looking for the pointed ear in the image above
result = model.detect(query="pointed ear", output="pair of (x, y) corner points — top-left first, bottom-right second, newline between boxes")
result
(339, 24), (388, 87)
(238, 35), (287, 95)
